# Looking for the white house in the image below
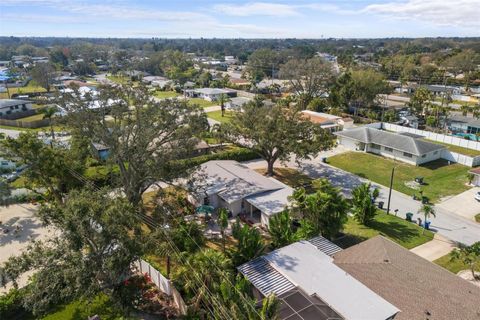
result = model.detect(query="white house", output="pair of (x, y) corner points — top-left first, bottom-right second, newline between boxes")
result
(334, 127), (445, 165)
(225, 96), (252, 111)
(0, 99), (33, 118)
(188, 160), (292, 227)
(238, 238), (400, 320)
(301, 110), (354, 132)
(184, 88), (237, 101)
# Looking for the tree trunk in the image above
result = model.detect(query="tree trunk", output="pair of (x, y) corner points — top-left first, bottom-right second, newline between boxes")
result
(267, 159), (275, 176)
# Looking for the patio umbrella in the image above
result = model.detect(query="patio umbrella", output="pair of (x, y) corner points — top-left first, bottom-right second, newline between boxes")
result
(195, 205), (214, 215)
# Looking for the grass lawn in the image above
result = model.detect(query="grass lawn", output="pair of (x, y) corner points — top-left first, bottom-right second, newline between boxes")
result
(423, 139), (480, 157)
(255, 167), (314, 191)
(42, 293), (125, 320)
(206, 110), (235, 124)
(434, 252), (480, 274)
(106, 74), (129, 85)
(335, 210), (434, 249)
(188, 97), (217, 108)
(475, 214), (480, 223)
(0, 81), (47, 99)
(16, 113), (46, 122)
(153, 90), (180, 99)
(328, 152), (470, 203)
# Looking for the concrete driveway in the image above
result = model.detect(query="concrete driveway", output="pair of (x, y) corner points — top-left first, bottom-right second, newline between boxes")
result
(436, 187), (480, 221)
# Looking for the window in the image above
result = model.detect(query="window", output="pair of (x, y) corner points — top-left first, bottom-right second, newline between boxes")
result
(421, 154), (426, 158)
(384, 147), (393, 152)
(403, 152), (413, 158)
(370, 143), (381, 150)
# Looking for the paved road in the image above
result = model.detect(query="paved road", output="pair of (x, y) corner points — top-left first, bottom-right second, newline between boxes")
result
(244, 148), (480, 246)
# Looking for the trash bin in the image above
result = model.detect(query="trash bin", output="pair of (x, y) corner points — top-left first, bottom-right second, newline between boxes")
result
(378, 201), (384, 209)
(322, 157), (327, 163)
(406, 212), (413, 222)
(424, 221), (431, 230)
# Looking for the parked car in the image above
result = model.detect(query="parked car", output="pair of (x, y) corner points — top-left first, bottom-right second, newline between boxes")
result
(474, 192), (480, 201)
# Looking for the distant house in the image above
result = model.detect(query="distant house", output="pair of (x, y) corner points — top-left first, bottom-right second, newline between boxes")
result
(333, 236), (480, 320)
(447, 115), (480, 134)
(334, 127), (445, 165)
(225, 96), (252, 110)
(0, 99), (33, 118)
(399, 114), (419, 129)
(142, 76), (172, 89)
(188, 160), (293, 227)
(184, 88), (237, 102)
(238, 237), (400, 320)
(301, 110), (354, 132)
(91, 142), (110, 161)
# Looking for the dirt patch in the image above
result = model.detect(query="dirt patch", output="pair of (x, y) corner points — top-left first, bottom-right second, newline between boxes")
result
(457, 270), (480, 287)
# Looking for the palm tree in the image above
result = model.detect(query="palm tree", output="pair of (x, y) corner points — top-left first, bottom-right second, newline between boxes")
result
(268, 210), (295, 248)
(231, 219), (265, 266)
(219, 93), (231, 117)
(461, 104), (470, 117)
(450, 242), (480, 279)
(351, 183), (378, 225)
(260, 294), (280, 320)
(42, 106), (57, 145)
(218, 208), (229, 253)
(418, 204), (436, 234)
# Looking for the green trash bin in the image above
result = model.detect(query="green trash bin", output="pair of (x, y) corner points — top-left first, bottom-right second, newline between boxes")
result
(406, 212), (413, 222)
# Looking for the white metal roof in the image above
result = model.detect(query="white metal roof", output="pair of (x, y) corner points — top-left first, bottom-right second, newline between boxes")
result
(265, 241), (400, 320)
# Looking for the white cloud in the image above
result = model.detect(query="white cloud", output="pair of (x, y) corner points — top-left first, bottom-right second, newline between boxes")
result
(213, 2), (301, 17)
(363, 0), (480, 28)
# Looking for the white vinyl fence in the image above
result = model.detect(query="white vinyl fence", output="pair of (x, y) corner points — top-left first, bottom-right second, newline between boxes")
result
(366, 122), (480, 167)
(134, 259), (187, 315)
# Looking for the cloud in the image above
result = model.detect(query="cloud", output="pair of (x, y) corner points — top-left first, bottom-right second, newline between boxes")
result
(363, 0), (480, 28)
(213, 2), (301, 17)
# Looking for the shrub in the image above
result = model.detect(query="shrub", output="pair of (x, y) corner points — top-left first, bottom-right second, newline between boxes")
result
(0, 288), (32, 319)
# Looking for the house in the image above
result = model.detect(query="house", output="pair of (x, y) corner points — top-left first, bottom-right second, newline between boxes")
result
(333, 236), (480, 320)
(301, 110), (354, 132)
(189, 160), (293, 227)
(468, 166), (480, 186)
(0, 99), (33, 118)
(334, 127), (445, 165)
(91, 142), (110, 161)
(142, 76), (172, 89)
(238, 237), (400, 320)
(447, 115), (480, 134)
(184, 88), (237, 102)
(399, 114), (419, 129)
(225, 96), (252, 110)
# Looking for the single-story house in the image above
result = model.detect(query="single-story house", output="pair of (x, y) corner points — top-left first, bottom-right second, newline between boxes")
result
(0, 99), (33, 118)
(91, 142), (110, 161)
(334, 127), (445, 165)
(189, 160), (292, 227)
(225, 96), (252, 111)
(447, 115), (480, 134)
(238, 237), (400, 320)
(301, 110), (354, 132)
(142, 76), (172, 89)
(184, 88), (237, 101)
(468, 166), (480, 186)
(333, 236), (480, 320)
(399, 114), (419, 129)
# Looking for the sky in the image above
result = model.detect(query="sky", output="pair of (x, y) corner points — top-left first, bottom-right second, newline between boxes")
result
(1, 0), (479, 38)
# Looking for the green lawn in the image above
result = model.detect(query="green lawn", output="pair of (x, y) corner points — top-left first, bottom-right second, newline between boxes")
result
(434, 252), (480, 274)
(206, 110), (235, 124)
(188, 97), (217, 108)
(42, 294), (125, 320)
(335, 210), (434, 249)
(153, 90), (180, 99)
(475, 214), (480, 223)
(16, 113), (46, 122)
(0, 81), (47, 99)
(423, 139), (480, 157)
(106, 75), (129, 85)
(328, 152), (470, 203)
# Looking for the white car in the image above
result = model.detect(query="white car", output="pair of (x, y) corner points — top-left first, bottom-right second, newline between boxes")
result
(475, 192), (480, 201)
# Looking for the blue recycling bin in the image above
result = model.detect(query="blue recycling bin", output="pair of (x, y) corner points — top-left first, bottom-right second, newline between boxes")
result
(424, 221), (431, 230)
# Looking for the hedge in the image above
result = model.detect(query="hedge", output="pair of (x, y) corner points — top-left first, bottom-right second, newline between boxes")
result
(0, 288), (33, 320)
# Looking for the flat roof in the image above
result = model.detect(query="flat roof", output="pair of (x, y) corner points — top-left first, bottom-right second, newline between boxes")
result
(0, 99), (31, 108)
(264, 241), (400, 320)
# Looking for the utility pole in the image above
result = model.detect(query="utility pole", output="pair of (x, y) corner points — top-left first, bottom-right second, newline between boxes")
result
(386, 159), (396, 214)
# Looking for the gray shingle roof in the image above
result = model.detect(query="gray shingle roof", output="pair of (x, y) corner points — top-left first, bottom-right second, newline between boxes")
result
(334, 127), (445, 156)
(0, 99), (31, 108)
